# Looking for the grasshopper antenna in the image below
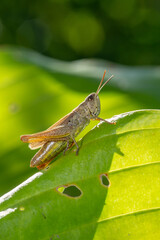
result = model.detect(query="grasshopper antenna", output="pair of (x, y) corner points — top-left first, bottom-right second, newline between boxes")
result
(96, 70), (114, 95)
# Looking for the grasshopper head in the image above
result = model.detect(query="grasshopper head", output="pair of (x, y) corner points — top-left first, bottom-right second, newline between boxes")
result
(85, 93), (100, 118)
(86, 71), (114, 119)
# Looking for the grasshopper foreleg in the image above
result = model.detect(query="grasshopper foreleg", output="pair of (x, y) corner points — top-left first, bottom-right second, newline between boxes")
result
(96, 117), (116, 125)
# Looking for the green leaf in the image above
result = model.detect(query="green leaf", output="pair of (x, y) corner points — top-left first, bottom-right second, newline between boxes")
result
(0, 110), (160, 240)
(0, 47), (160, 195)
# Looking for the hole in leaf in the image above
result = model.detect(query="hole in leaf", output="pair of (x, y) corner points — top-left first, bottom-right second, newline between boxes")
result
(100, 173), (110, 187)
(56, 184), (82, 198)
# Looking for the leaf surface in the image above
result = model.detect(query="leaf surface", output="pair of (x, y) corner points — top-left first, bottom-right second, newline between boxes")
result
(0, 110), (160, 240)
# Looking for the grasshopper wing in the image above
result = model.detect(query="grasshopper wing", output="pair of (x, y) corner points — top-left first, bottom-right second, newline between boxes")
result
(21, 111), (76, 145)
(20, 125), (70, 144)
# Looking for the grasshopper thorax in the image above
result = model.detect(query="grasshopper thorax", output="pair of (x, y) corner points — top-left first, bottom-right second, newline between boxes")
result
(85, 93), (100, 119)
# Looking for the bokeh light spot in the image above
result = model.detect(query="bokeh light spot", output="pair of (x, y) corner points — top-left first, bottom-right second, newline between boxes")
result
(63, 11), (105, 56)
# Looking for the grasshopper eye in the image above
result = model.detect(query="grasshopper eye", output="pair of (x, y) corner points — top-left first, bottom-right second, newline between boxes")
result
(88, 94), (94, 101)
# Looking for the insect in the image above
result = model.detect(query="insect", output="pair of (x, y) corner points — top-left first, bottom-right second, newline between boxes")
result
(21, 70), (115, 170)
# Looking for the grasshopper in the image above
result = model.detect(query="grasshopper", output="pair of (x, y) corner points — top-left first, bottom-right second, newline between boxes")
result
(21, 70), (115, 170)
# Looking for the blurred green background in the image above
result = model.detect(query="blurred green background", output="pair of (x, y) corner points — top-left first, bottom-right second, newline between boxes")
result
(0, 0), (160, 196)
(0, 0), (160, 65)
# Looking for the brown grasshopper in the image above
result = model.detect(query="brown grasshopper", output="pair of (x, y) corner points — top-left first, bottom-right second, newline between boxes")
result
(21, 70), (115, 170)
